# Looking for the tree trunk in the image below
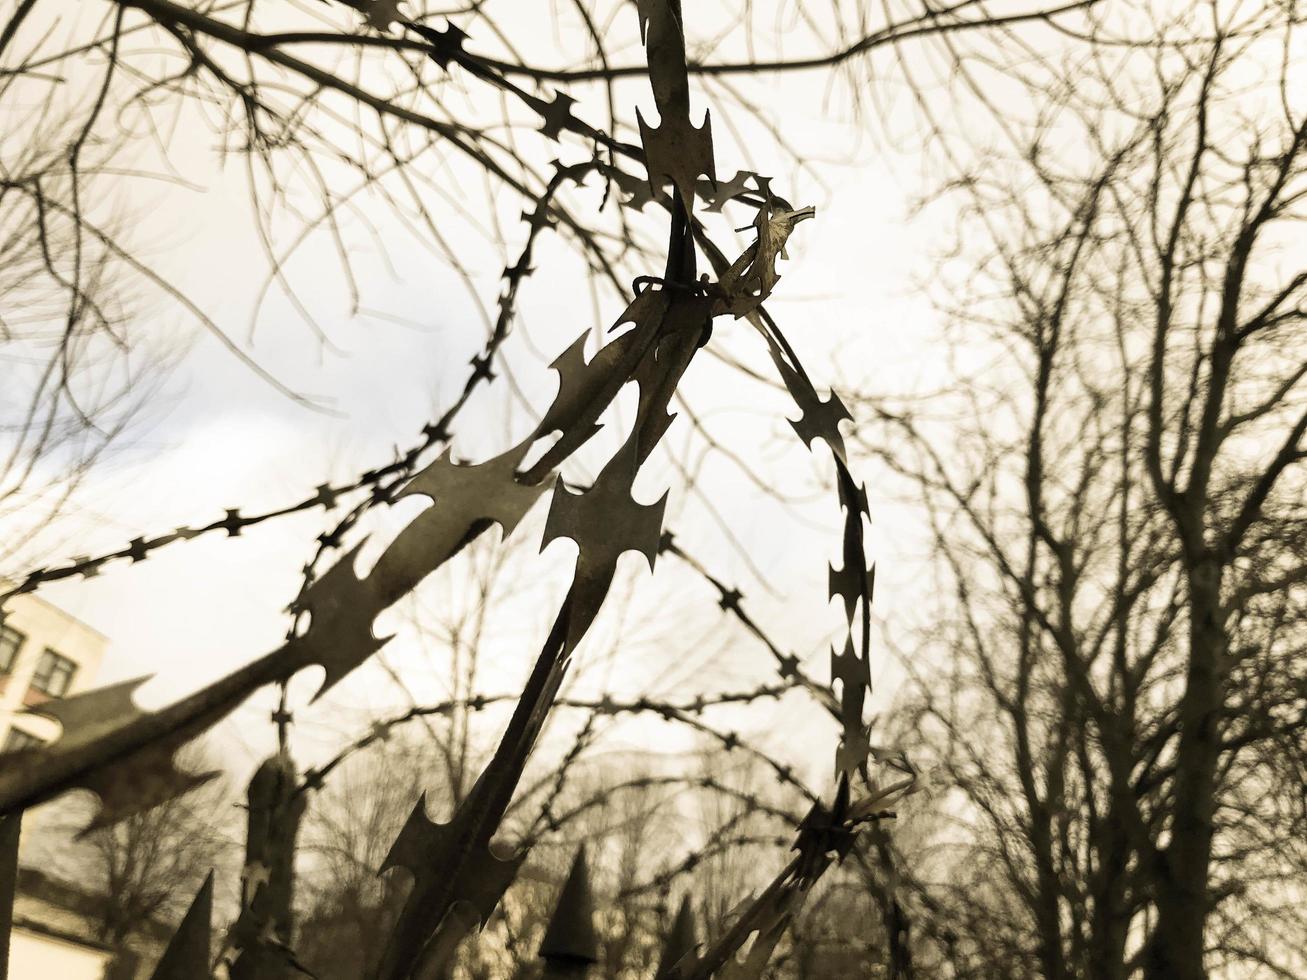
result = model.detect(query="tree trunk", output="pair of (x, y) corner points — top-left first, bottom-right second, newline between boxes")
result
(1145, 558), (1225, 980)
(1087, 809), (1130, 980)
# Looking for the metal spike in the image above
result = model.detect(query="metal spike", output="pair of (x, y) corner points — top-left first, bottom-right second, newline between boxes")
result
(374, 786), (525, 980)
(538, 90), (580, 140)
(834, 463), (872, 519)
(542, 456), (667, 576)
(15, 680), (218, 831)
(381, 793), (524, 928)
(828, 560), (875, 623)
(638, 107), (715, 213)
(794, 779), (856, 881)
(702, 170), (757, 213)
(628, 293), (713, 455)
(831, 639), (873, 777)
(287, 541), (390, 700)
(599, 163), (658, 211)
(533, 290), (671, 451)
(636, 0), (715, 209)
(541, 448), (668, 650)
(634, 0), (659, 42)
(772, 352), (852, 461)
(298, 438), (553, 702)
(78, 739), (218, 834)
(0, 668), (227, 827)
(655, 896), (698, 978)
(540, 846), (599, 976)
(716, 913), (791, 980)
(707, 876), (808, 980)
(830, 640), (870, 693)
(149, 870), (213, 980)
(535, 331), (625, 442)
(376, 441), (549, 580)
(24, 676), (150, 745)
(408, 20), (467, 69)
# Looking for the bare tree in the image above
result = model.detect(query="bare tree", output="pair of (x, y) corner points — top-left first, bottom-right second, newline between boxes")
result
(860, 3), (1307, 977)
(297, 737), (436, 980)
(0, 51), (172, 576)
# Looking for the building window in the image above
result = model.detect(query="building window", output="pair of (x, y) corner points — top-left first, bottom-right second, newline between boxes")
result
(2, 728), (43, 754)
(0, 624), (24, 674)
(30, 649), (77, 698)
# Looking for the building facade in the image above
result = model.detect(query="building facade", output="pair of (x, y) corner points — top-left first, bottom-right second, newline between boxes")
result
(9, 867), (169, 980)
(0, 592), (106, 754)
(0, 595), (154, 977)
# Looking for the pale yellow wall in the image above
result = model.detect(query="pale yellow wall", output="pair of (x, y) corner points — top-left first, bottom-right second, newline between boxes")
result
(7, 926), (111, 980)
(0, 592), (107, 746)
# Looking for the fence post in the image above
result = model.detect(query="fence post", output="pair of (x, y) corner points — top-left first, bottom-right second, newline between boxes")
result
(0, 812), (19, 980)
(229, 751), (307, 978)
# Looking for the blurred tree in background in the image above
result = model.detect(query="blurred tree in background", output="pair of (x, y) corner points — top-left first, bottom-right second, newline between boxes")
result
(857, 2), (1307, 977)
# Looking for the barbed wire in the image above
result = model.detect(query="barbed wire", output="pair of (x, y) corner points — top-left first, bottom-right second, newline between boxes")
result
(524, 772), (805, 846)
(659, 532), (839, 716)
(296, 681), (799, 796)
